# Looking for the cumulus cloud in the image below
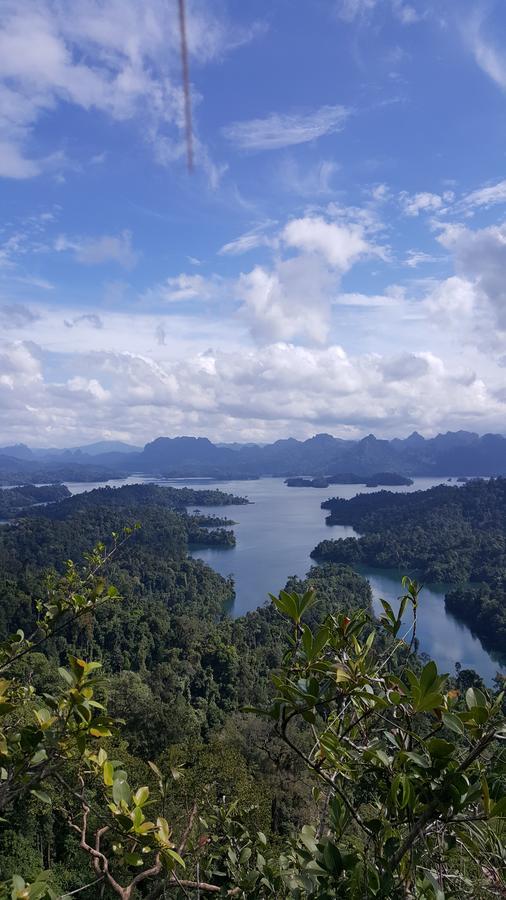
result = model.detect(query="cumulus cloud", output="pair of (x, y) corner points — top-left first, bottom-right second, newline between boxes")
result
(55, 231), (138, 268)
(424, 276), (477, 323)
(0, 336), (503, 445)
(440, 222), (506, 330)
(236, 256), (335, 344)
(233, 215), (379, 344)
(282, 216), (371, 269)
(222, 105), (349, 151)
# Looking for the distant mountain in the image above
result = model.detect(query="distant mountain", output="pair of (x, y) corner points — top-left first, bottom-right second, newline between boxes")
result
(30, 440), (141, 459)
(0, 454), (124, 486)
(130, 430), (506, 478)
(2, 430), (505, 482)
(0, 443), (33, 460)
(72, 440), (142, 456)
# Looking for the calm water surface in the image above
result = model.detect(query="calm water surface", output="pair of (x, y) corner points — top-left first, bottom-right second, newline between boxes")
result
(67, 475), (505, 682)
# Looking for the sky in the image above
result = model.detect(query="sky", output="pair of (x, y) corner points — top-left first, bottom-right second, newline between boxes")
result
(1, 0), (506, 447)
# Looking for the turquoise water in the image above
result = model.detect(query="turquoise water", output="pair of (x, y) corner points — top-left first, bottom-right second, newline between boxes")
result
(67, 475), (505, 682)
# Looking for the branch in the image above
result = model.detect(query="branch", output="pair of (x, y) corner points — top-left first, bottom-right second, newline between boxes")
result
(56, 875), (104, 898)
(178, 801), (198, 855)
(279, 711), (372, 837)
(389, 729), (497, 872)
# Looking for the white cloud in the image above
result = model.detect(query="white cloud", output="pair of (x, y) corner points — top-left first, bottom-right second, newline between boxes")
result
(400, 191), (444, 216)
(335, 291), (399, 307)
(282, 216), (371, 269)
(336, 0), (377, 22)
(465, 15), (506, 92)
(0, 304), (40, 329)
(460, 179), (506, 211)
(440, 222), (506, 330)
(222, 105), (349, 151)
(142, 273), (223, 303)
(336, 0), (422, 25)
(0, 140), (40, 179)
(0, 335), (503, 445)
(219, 224), (276, 256)
(0, 0), (255, 178)
(404, 250), (440, 268)
(278, 158), (340, 197)
(236, 256), (335, 344)
(233, 215), (379, 344)
(390, 1), (421, 25)
(55, 231), (138, 268)
(64, 314), (103, 330)
(424, 276), (477, 323)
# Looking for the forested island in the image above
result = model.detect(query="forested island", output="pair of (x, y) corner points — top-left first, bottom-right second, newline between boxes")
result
(285, 472), (413, 488)
(0, 483), (70, 518)
(312, 477), (506, 651)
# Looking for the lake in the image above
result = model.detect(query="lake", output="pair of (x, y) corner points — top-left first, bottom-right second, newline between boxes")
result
(66, 474), (505, 683)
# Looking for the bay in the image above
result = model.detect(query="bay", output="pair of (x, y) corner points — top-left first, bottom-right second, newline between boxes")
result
(66, 474), (505, 682)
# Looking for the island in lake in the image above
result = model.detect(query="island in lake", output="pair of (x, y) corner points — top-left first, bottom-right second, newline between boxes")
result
(311, 477), (506, 654)
(285, 472), (413, 488)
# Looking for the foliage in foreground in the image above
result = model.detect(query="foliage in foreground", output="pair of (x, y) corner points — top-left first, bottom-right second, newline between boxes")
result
(0, 542), (504, 898)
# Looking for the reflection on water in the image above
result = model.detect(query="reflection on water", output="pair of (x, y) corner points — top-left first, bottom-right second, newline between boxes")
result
(363, 568), (505, 685)
(66, 474), (504, 682)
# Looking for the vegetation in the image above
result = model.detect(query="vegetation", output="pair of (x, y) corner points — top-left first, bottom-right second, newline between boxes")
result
(0, 482), (504, 897)
(286, 474), (413, 488)
(36, 484), (249, 514)
(312, 478), (506, 652)
(0, 536), (504, 897)
(0, 485), (70, 519)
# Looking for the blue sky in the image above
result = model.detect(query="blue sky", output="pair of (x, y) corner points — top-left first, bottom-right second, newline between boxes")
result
(1, 0), (506, 446)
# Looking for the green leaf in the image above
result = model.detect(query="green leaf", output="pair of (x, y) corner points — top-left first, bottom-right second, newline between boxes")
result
(323, 842), (343, 875)
(30, 790), (52, 805)
(466, 687), (487, 709)
(416, 692), (443, 712)
(133, 786), (150, 807)
(419, 661), (438, 696)
(124, 852), (143, 867)
(442, 711), (465, 735)
(112, 779), (131, 806)
(163, 848), (185, 869)
(30, 748), (48, 766)
(426, 738), (454, 759)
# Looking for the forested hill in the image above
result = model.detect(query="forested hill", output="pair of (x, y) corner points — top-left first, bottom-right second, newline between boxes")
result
(312, 477), (506, 651)
(0, 480), (374, 891)
(34, 482), (249, 519)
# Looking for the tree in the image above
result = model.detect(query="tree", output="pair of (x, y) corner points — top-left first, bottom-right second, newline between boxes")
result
(0, 541), (505, 899)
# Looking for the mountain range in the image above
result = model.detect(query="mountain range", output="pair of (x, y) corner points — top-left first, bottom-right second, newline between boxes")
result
(1, 430), (506, 483)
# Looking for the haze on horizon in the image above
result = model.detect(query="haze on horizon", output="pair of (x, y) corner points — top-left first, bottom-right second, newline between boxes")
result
(2, 0), (506, 446)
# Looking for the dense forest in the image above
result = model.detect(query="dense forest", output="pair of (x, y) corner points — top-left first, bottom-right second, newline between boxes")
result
(0, 482), (504, 896)
(312, 478), (506, 651)
(286, 473), (413, 488)
(0, 484), (70, 518)
(0, 483), (385, 895)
